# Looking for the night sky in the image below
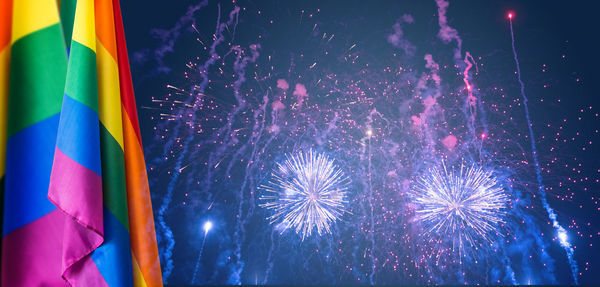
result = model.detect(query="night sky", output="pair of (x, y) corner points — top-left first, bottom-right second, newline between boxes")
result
(121, 1), (599, 285)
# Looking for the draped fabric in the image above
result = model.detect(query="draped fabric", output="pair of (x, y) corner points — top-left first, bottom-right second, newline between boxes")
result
(1, 0), (163, 286)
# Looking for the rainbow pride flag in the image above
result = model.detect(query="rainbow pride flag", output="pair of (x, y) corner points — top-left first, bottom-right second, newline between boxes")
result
(1, 0), (163, 286)
(0, 0), (11, 236)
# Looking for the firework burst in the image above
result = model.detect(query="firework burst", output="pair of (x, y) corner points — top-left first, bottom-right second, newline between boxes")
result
(259, 150), (350, 240)
(410, 161), (509, 251)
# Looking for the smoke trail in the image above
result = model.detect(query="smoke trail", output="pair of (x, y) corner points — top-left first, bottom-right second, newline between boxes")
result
(509, 18), (579, 285)
(156, 5), (241, 282)
(365, 110), (376, 285)
(387, 14), (416, 57)
(191, 232), (208, 284)
(150, 0), (209, 74)
(262, 229), (277, 284)
(133, 0), (209, 80)
(434, 0), (462, 61)
(226, 44), (262, 285)
(434, 0), (479, 143)
(509, 188), (557, 283)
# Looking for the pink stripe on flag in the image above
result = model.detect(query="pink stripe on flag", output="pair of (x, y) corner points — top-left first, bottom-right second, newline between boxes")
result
(1, 210), (68, 286)
(48, 147), (105, 285)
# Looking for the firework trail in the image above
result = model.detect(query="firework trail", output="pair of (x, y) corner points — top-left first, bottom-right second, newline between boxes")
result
(191, 221), (213, 284)
(228, 42), (261, 285)
(509, 15), (579, 284)
(190, 235), (207, 284)
(261, 229), (278, 284)
(435, 0), (484, 147)
(144, 1), (590, 284)
(149, 0), (209, 75)
(155, 4), (241, 282)
(508, 188), (557, 283)
(259, 150), (350, 240)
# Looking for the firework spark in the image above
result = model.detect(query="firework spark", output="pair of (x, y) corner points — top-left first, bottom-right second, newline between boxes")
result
(410, 161), (509, 250)
(259, 150), (350, 240)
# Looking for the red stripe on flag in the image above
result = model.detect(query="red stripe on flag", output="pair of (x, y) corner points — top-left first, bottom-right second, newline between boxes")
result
(112, 0), (141, 145)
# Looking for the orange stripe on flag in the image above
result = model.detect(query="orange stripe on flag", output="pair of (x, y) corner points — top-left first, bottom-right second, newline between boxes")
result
(122, 110), (163, 287)
(94, 0), (117, 60)
(112, 1), (163, 285)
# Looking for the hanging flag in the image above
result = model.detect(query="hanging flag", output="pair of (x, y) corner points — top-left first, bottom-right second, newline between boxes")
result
(1, 0), (69, 285)
(2, 0), (162, 285)
(113, 0), (164, 285)
(49, 0), (163, 285)
(48, 0), (135, 285)
(92, 0), (139, 284)
(0, 0), (12, 239)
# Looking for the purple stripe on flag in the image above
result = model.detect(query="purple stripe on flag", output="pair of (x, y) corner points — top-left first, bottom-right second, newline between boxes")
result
(1, 209), (68, 286)
(49, 147), (103, 235)
(48, 147), (105, 285)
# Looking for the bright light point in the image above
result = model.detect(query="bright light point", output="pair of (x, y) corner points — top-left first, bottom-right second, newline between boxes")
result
(203, 221), (213, 233)
(366, 129), (373, 137)
(466, 85), (472, 91)
(558, 230), (568, 245)
(481, 133), (486, 139)
(508, 12), (513, 19)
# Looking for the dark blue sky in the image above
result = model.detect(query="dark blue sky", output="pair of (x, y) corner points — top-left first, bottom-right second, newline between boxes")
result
(120, 1), (600, 285)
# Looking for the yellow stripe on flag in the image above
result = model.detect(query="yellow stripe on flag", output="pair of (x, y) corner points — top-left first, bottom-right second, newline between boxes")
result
(132, 255), (149, 287)
(11, 0), (60, 44)
(71, 0), (96, 52)
(97, 41), (124, 149)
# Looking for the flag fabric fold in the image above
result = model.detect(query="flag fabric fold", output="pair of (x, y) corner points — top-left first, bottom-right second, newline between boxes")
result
(113, 0), (164, 285)
(0, 0), (13, 241)
(48, 0), (106, 284)
(1, 0), (163, 286)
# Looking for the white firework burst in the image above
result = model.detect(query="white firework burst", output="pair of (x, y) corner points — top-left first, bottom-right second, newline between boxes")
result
(410, 161), (509, 249)
(259, 150), (350, 240)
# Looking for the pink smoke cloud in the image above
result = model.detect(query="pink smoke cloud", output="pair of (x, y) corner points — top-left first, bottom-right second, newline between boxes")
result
(272, 100), (285, 111)
(293, 83), (308, 107)
(276, 79), (289, 90)
(423, 96), (436, 110)
(411, 115), (422, 127)
(442, 135), (457, 149)
(424, 54), (441, 85)
(402, 179), (410, 192)
(269, 124), (281, 134)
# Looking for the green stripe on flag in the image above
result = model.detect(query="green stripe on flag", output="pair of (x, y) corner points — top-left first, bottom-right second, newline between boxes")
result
(100, 124), (130, 231)
(60, 0), (77, 49)
(7, 24), (67, 138)
(65, 41), (99, 113)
